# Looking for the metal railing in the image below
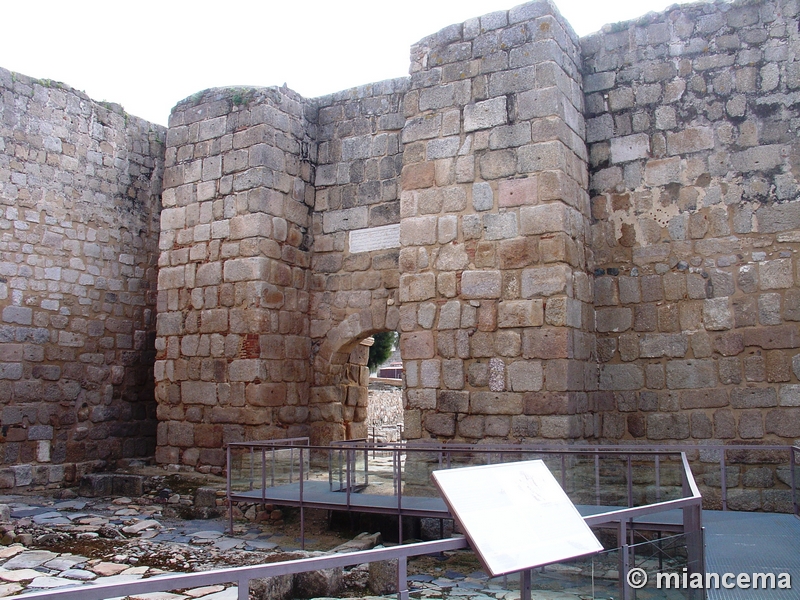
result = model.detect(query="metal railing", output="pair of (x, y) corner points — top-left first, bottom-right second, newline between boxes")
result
(16, 536), (468, 600)
(227, 440), (707, 598)
(17, 441), (717, 600)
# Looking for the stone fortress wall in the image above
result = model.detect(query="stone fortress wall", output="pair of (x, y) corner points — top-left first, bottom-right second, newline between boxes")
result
(3, 0), (800, 508)
(0, 67), (164, 489)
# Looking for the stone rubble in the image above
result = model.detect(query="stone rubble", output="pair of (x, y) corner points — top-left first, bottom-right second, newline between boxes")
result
(0, 491), (680, 600)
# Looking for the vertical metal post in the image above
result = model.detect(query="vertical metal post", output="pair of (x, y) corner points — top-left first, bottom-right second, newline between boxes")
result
(398, 448), (404, 544)
(595, 453), (600, 505)
(560, 454), (566, 490)
(681, 454), (704, 583)
(791, 447), (798, 516)
(271, 446), (275, 487)
(619, 520), (631, 600)
(238, 577), (249, 600)
(227, 445), (233, 535)
(249, 446), (254, 491)
(392, 447), (398, 495)
(626, 455), (633, 507)
(683, 503), (703, 581)
(521, 569), (532, 600)
(720, 450), (727, 511)
(300, 447), (305, 550)
(261, 448), (266, 503)
(655, 454), (661, 504)
(338, 447), (344, 491)
(397, 556), (409, 600)
(364, 446), (369, 486)
(290, 447), (294, 484)
(346, 449), (352, 509)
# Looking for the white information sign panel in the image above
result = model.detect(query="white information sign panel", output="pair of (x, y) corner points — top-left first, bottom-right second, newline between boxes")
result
(348, 224), (400, 253)
(431, 460), (603, 577)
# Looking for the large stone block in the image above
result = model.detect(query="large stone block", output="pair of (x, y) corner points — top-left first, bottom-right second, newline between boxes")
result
(610, 133), (650, 163)
(399, 273), (436, 302)
(470, 392), (523, 415)
(596, 308), (633, 333)
(599, 364), (644, 390)
(497, 300), (543, 328)
(182, 381), (217, 405)
(647, 413), (690, 440)
(666, 127), (714, 155)
(519, 202), (568, 235)
(521, 264), (572, 297)
(461, 270), (502, 299)
(498, 176), (537, 207)
(400, 331), (435, 360)
(507, 361), (543, 392)
(464, 97), (508, 132)
(730, 387), (778, 409)
(665, 360), (717, 389)
(223, 257), (270, 282)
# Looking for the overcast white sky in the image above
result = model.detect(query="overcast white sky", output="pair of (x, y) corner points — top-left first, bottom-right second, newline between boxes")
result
(3, 0), (682, 126)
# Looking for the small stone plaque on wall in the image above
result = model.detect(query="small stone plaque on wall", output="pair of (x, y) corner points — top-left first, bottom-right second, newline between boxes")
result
(349, 224), (400, 253)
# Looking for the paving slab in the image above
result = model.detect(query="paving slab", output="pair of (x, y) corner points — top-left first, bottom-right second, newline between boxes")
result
(128, 593), (187, 600)
(190, 530), (223, 539)
(0, 583), (23, 598)
(213, 537), (243, 552)
(10, 507), (51, 518)
(61, 568), (98, 580)
(122, 519), (162, 534)
(28, 576), (79, 588)
(185, 585), (225, 597)
(2, 550), (58, 569)
(198, 588), (238, 600)
(0, 546), (25, 560)
(53, 501), (88, 511)
(44, 556), (88, 570)
(91, 561), (129, 576)
(0, 569), (45, 582)
(245, 540), (278, 550)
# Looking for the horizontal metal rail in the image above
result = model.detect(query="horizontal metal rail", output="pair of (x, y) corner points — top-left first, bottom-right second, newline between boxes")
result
(16, 537), (469, 600)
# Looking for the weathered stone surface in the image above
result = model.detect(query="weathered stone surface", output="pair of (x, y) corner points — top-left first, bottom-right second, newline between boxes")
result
(11, 0), (800, 496)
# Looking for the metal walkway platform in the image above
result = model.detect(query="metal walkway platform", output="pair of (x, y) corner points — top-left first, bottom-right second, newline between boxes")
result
(231, 481), (686, 527)
(704, 511), (800, 599)
(231, 480), (447, 518)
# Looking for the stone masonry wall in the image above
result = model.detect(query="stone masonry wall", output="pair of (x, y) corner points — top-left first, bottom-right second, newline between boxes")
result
(7, 0), (800, 507)
(0, 66), (164, 489)
(309, 81), (407, 443)
(154, 87), (315, 471)
(398, 2), (595, 443)
(584, 0), (800, 455)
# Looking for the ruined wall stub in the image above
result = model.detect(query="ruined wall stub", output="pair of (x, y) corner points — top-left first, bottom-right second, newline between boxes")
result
(398, 1), (594, 443)
(0, 67), (164, 489)
(154, 88), (315, 471)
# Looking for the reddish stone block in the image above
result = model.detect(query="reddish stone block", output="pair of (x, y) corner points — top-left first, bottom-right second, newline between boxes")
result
(523, 392), (576, 415)
(498, 176), (538, 207)
(246, 383), (287, 407)
(401, 162), (435, 190)
(523, 327), (571, 359)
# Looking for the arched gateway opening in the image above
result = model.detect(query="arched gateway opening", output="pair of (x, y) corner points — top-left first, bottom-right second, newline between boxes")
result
(309, 321), (403, 446)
